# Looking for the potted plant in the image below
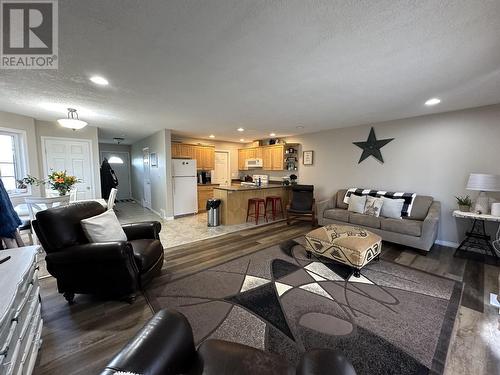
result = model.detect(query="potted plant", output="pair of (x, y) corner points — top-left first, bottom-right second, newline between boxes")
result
(23, 170), (80, 196)
(455, 195), (472, 212)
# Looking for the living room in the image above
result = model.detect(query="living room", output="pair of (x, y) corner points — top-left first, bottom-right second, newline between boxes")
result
(0, 1), (499, 375)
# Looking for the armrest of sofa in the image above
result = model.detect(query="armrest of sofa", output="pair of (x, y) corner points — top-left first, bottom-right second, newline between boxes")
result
(45, 242), (134, 264)
(316, 197), (335, 219)
(421, 201), (441, 248)
(297, 349), (357, 375)
(101, 309), (197, 375)
(122, 221), (161, 240)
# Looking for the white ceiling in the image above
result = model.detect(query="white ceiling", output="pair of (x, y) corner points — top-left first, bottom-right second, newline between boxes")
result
(1, 0), (500, 144)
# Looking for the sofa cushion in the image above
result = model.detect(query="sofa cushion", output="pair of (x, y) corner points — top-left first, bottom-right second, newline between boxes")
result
(381, 218), (422, 237)
(349, 212), (381, 229)
(336, 189), (349, 210)
(347, 194), (366, 214)
(408, 195), (433, 220)
(323, 209), (349, 222)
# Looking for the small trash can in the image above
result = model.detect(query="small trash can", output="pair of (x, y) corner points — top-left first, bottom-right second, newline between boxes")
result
(206, 198), (222, 227)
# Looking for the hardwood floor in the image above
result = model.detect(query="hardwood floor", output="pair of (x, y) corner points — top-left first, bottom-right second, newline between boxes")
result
(34, 221), (499, 375)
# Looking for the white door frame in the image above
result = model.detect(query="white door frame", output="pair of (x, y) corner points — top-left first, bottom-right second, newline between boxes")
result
(142, 147), (152, 209)
(41, 136), (95, 198)
(214, 149), (231, 185)
(99, 150), (132, 199)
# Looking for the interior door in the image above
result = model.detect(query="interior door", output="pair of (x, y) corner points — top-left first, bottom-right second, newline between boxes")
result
(143, 147), (152, 209)
(43, 138), (94, 200)
(213, 151), (229, 185)
(100, 151), (131, 200)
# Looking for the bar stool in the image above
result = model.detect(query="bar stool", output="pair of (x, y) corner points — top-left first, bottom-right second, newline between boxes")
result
(265, 196), (284, 221)
(246, 198), (267, 225)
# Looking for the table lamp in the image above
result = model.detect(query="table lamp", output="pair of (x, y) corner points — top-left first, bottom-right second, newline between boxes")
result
(466, 173), (500, 214)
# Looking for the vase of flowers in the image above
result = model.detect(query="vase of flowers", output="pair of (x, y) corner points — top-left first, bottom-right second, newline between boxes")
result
(23, 170), (80, 196)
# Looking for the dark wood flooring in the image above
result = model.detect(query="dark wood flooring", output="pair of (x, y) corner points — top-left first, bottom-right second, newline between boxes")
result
(34, 221), (499, 375)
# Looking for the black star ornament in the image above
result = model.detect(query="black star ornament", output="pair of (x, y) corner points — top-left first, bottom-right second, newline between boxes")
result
(353, 127), (394, 164)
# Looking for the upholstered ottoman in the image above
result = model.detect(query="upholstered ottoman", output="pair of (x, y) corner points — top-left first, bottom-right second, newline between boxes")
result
(304, 224), (382, 276)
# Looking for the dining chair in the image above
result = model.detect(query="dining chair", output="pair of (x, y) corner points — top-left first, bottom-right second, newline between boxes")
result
(25, 195), (71, 244)
(107, 188), (118, 211)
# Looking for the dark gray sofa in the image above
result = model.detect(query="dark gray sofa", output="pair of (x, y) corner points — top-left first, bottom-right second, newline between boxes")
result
(317, 189), (440, 252)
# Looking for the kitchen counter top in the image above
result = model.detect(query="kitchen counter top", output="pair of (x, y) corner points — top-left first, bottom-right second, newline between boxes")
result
(214, 184), (288, 191)
(197, 183), (219, 186)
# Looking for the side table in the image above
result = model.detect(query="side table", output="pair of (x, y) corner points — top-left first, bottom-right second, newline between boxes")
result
(452, 210), (499, 261)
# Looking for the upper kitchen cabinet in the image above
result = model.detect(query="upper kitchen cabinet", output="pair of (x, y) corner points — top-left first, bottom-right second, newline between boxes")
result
(172, 143), (215, 170)
(238, 144), (285, 171)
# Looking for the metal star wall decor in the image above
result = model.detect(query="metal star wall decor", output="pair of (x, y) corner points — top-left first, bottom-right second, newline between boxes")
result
(353, 127), (394, 164)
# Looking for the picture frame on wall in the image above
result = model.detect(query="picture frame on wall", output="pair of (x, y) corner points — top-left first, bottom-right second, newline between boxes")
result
(150, 152), (158, 167)
(303, 150), (313, 165)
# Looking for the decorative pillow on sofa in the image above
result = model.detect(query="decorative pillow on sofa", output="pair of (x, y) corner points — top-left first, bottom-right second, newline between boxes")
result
(81, 209), (127, 243)
(364, 196), (384, 217)
(380, 197), (405, 219)
(348, 194), (367, 214)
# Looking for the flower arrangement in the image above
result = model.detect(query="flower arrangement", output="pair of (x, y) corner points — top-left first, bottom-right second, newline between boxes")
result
(23, 170), (80, 196)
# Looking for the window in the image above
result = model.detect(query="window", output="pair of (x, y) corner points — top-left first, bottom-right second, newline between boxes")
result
(0, 129), (28, 194)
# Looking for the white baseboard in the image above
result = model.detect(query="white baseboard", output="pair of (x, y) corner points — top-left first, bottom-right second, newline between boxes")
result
(435, 240), (459, 248)
(165, 216), (174, 221)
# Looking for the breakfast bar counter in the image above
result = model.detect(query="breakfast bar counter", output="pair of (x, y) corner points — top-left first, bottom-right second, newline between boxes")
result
(213, 185), (289, 225)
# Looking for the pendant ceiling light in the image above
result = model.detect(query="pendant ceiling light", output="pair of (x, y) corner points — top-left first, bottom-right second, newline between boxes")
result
(57, 108), (88, 130)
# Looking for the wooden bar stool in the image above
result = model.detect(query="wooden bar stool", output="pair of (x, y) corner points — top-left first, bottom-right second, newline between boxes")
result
(266, 196), (284, 221)
(246, 198), (267, 225)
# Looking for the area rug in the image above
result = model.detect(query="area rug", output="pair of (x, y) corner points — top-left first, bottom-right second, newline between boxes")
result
(145, 237), (462, 375)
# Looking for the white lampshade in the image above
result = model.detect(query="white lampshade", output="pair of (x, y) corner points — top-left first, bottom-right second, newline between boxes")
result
(57, 118), (88, 130)
(466, 173), (500, 192)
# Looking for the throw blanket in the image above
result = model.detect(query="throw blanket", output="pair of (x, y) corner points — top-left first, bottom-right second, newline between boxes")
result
(0, 179), (22, 238)
(343, 188), (416, 217)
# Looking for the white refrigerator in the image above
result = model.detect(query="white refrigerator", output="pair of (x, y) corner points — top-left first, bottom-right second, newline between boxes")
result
(172, 159), (198, 216)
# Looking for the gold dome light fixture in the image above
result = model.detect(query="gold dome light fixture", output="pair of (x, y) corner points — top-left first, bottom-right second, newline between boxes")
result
(57, 108), (88, 130)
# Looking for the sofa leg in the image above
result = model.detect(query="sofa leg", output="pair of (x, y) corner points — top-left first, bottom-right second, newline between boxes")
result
(353, 269), (361, 278)
(63, 292), (75, 305)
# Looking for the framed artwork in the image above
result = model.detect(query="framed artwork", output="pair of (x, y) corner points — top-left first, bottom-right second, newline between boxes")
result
(303, 150), (313, 165)
(150, 152), (158, 167)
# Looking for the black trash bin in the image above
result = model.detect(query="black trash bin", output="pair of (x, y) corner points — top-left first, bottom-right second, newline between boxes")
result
(206, 198), (222, 227)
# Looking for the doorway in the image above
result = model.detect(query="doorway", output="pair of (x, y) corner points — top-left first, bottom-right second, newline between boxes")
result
(100, 151), (132, 200)
(142, 147), (152, 209)
(42, 137), (95, 199)
(213, 150), (230, 186)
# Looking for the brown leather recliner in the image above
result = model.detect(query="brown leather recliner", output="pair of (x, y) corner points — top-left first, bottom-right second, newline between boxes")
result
(32, 201), (164, 304)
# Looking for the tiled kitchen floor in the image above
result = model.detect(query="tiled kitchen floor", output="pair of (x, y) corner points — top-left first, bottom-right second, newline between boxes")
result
(115, 201), (284, 248)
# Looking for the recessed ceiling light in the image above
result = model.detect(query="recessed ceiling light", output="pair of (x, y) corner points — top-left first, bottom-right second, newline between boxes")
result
(209, 134), (215, 138)
(237, 127), (244, 132)
(269, 133), (276, 137)
(90, 76), (109, 86)
(425, 98), (441, 106)
(240, 138), (245, 142)
(296, 125), (304, 129)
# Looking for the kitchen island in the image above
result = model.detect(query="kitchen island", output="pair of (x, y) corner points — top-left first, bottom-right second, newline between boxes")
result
(213, 185), (290, 225)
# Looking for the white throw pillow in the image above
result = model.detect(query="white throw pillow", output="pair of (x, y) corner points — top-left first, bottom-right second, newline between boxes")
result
(347, 194), (367, 214)
(81, 210), (127, 243)
(364, 196), (384, 217)
(380, 197), (405, 219)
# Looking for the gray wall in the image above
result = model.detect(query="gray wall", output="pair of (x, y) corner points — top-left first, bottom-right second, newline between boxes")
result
(131, 129), (173, 218)
(286, 104), (500, 245)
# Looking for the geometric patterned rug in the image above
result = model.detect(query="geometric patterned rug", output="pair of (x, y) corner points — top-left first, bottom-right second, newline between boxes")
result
(145, 237), (462, 375)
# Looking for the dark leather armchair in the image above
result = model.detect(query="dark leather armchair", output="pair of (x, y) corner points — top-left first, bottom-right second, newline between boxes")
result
(286, 185), (317, 226)
(101, 309), (357, 375)
(32, 201), (164, 303)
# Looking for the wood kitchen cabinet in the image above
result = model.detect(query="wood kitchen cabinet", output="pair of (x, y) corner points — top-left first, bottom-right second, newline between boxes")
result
(197, 184), (216, 212)
(238, 144), (284, 171)
(172, 143), (215, 170)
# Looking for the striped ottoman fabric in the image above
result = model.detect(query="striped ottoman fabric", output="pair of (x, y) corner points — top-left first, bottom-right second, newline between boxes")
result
(305, 224), (382, 272)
